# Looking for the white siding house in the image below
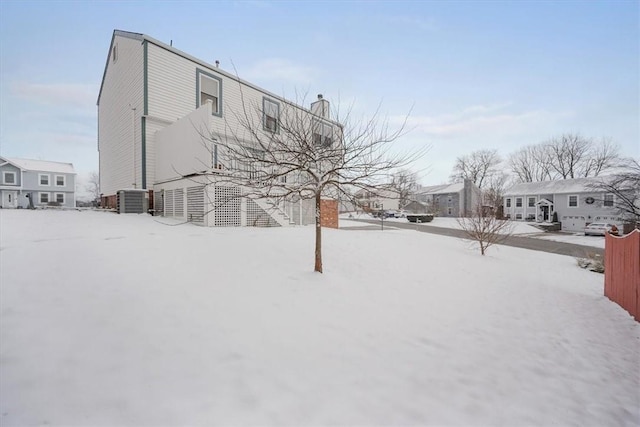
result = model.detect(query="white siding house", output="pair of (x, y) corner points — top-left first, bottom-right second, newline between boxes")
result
(97, 30), (340, 226)
(503, 177), (625, 232)
(0, 157), (76, 208)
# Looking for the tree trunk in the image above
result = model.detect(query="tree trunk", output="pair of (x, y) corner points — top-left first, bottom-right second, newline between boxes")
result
(314, 192), (323, 273)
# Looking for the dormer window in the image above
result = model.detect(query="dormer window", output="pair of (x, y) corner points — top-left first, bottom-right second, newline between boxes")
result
(197, 70), (222, 116)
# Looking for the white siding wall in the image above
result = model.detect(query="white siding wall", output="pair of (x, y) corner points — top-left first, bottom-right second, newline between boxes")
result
(155, 103), (214, 182)
(98, 35), (144, 196)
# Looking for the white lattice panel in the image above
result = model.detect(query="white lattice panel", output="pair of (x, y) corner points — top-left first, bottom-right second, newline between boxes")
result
(214, 186), (241, 227)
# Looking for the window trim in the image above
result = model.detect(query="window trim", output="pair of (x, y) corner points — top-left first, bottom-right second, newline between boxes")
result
(262, 97), (280, 133)
(3, 171), (16, 185)
(528, 197), (536, 207)
(312, 120), (333, 147)
(196, 69), (223, 118)
(515, 197), (523, 208)
(506, 198), (511, 208)
(55, 175), (65, 187)
(39, 192), (50, 204)
(603, 193), (614, 207)
(39, 173), (50, 186)
(55, 193), (65, 204)
(568, 195), (578, 208)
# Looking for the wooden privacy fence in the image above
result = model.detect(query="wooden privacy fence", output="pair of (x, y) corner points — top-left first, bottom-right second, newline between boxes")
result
(604, 229), (640, 321)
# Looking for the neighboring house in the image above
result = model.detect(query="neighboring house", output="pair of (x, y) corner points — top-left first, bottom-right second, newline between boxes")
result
(0, 157), (76, 208)
(354, 188), (400, 212)
(98, 29), (340, 226)
(503, 177), (626, 232)
(411, 180), (480, 217)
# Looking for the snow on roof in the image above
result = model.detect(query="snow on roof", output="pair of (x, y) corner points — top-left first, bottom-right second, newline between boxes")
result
(5, 158), (75, 174)
(416, 182), (464, 195)
(504, 177), (611, 196)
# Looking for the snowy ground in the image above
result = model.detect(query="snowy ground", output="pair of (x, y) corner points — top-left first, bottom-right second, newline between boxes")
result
(340, 213), (608, 248)
(1, 209), (638, 426)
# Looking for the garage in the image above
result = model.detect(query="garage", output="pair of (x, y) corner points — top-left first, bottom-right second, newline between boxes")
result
(561, 215), (586, 232)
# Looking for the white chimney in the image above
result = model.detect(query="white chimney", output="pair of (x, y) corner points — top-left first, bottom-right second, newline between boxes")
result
(311, 93), (330, 119)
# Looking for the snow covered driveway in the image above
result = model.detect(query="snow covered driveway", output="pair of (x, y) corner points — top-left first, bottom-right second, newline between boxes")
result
(1, 210), (638, 426)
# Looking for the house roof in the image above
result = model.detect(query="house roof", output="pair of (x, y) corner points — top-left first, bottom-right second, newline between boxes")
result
(504, 177), (612, 196)
(97, 30), (342, 127)
(4, 157), (75, 174)
(416, 182), (464, 195)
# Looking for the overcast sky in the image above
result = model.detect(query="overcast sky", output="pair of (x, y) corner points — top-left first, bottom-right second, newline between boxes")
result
(1, 0), (638, 188)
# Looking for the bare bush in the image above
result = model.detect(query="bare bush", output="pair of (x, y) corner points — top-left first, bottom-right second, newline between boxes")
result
(457, 206), (514, 255)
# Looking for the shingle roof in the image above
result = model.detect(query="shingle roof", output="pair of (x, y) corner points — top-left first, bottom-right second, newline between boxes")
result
(5, 158), (75, 174)
(504, 177), (612, 196)
(416, 182), (464, 195)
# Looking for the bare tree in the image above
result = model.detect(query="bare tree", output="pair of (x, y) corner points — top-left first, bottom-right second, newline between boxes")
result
(482, 172), (510, 212)
(457, 204), (515, 255)
(508, 144), (553, 182)
(390, 169), (419, 208)
(581, 138), (621, 177)
(450, 149), (501, 189)
(86, 171), (100, 202)
(546, 133), (592, 179)
(588, 158), (640, 226)
(197, 94), (427, 273)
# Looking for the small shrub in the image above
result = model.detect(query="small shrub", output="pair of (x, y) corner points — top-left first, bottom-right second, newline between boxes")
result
(576, 252), (604, 274)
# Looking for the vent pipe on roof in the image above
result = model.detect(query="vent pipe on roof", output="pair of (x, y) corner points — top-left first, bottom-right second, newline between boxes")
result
(215, 60), (220, 68)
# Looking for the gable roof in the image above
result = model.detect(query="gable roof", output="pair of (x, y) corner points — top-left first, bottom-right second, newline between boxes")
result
(3, 157), (75, 174)
(96, 30), (342, 128)
(504, 177), (612, 196)
(416, 182), (464, 195)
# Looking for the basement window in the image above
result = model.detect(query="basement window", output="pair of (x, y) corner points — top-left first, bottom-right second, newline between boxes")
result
(197, 69), (222, 116)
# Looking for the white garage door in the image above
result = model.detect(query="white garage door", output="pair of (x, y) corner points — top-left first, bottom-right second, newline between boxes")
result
(561, 215), (586, 232)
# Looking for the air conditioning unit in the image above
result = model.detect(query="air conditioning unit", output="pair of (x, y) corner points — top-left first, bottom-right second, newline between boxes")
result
(116, 189), (149, 214)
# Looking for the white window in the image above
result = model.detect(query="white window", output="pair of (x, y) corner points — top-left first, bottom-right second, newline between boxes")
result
(528, 197), (535, 207)
(313, 120), (333, 147)
(516, 198), (522, 207)
(39, 174), (50, 186)
(39, 192), (49, 204)
(263, 98), (279, 132)
(55, 175), (65, 187)
(3, 171), (16, 184)
(55, 193), (65, 204)
(198, 70), (222, 116)
(568, 195), (578, 207)
(506, 198), (511, 208)
(604, 194), (614, 207)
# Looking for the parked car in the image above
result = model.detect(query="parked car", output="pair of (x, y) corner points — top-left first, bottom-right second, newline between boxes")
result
(584, 222), (619, 236)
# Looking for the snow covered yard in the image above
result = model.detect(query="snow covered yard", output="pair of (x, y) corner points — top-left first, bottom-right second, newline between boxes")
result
(1, 209), (639, 426)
